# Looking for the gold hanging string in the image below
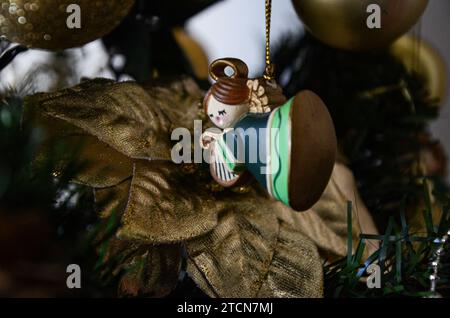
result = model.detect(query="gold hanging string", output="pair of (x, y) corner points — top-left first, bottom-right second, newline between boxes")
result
(264, 0), (274, 80)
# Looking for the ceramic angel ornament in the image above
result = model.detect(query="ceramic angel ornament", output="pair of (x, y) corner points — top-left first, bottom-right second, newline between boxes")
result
(202, 58), (337, 211)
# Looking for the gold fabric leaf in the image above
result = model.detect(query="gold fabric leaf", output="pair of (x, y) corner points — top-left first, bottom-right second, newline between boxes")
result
(24, 103), (131, 188)
(25, 77), (206, 188)
(117, 161), (222, 244)
(25, 78), (222, 243)
(25, 79), (172, 161)
(94, 236), (182, 298)
(255, 221), (323, 298)
(64, 135), (133, 188)
(94, 178), (132, 220)
(118, 244), (182, 298)
(186, 192), (278, 298)
(185, 188), (323, 298)
(143, 76), (204, 130)
(94, 180), (182, 298)
(275, 163), (379, 262)
(29, 119), (133, 188)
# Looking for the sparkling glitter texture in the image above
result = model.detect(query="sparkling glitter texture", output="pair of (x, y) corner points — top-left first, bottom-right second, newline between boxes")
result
(0, 0), (134, 50)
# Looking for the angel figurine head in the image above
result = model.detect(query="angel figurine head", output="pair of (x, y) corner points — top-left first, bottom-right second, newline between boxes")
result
(203, 58), (286, 129)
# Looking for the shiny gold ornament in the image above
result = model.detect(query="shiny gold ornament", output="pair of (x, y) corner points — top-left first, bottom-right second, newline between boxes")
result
(0, 0), (134, 50)
(172, 27), (209, 80)
(391, 35), (447, 102)
(292, 0), (429, 51)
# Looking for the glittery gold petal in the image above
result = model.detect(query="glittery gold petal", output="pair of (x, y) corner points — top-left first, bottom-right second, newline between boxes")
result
(93, 236), (181, 298)
(143, 77), (204, 130)
(65, 135), (133, 188)
(255, 222), (323, 298)
(25, 108), (133, 188)
(94, 178), (132, 220)
(94, 181), (182, 298)
(182, 191), (272, 296)
(117, 161), (222, 244)
(118, 244), (182, 298)
(275, 163), (379, 262)
(25, 79), (173, 161)
(185, 189), (323, 298)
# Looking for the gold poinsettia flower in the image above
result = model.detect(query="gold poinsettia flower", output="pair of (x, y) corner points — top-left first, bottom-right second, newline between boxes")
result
(24, 77), (377, 298)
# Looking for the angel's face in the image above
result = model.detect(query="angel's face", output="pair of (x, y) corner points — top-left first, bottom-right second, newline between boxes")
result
(206, 96), (248, 129)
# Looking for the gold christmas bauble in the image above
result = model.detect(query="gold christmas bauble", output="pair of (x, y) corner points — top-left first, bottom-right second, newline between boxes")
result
(391, 35), (447, 103)
(0, 0), (134, 50)
(172, 27), (209, 80)
(292, 0), (429, 51)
